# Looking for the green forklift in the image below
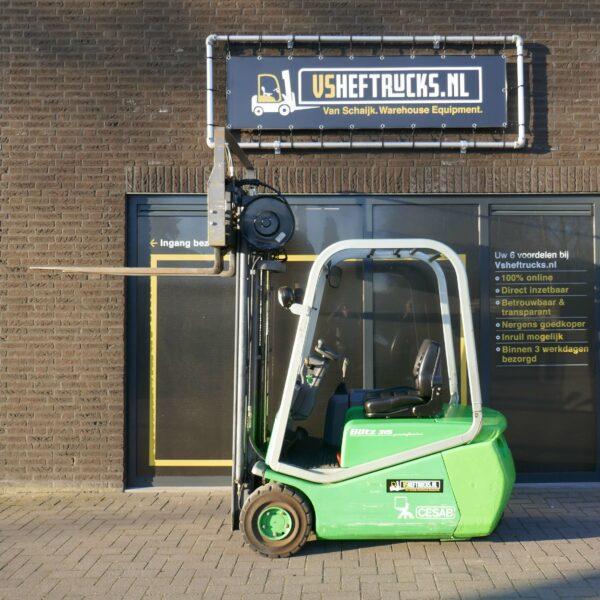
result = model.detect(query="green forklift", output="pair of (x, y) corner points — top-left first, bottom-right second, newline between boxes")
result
(233, 236), (515, 557)
(33, 129), (514, 557)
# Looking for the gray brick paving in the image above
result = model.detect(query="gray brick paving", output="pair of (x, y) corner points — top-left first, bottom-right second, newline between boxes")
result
(0, 487), (599, 600)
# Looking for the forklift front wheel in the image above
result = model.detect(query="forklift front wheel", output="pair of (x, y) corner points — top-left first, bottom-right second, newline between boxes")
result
(240, 483), (312, 557)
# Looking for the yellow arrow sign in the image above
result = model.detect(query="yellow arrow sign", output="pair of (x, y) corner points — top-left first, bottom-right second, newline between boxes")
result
(150, 239), (158, 248)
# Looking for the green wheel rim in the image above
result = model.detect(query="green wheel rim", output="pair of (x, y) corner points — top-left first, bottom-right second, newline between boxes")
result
(257, 505), (294, 541)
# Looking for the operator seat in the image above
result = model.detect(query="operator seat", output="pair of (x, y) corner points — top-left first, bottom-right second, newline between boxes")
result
(364, 339), (443, 418)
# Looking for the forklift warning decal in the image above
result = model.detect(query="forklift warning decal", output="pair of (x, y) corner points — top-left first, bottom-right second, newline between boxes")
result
(387, 479), (444, 493)
(226, 56), (507, 129)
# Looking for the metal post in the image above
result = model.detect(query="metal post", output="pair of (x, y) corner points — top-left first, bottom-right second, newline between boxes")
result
(514, 35), (526, 149)
(234, 250), (249, 489)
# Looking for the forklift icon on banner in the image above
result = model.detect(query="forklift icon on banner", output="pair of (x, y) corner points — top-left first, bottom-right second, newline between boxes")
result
(251, 70), (317, 117)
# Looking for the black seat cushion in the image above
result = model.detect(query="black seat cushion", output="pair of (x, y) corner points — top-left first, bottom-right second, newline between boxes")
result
(363, 339), (443, 418)
(363, 391), (425, 418)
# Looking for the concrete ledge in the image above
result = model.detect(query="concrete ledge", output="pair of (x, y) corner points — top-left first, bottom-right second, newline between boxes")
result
(0, 480), (123, 494)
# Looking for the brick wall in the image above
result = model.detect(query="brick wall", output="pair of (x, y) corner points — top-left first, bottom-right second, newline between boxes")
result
(1, 1), (599, 489)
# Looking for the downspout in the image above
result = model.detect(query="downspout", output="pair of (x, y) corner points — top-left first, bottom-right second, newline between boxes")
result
(206, 34), (217, 150)
(513, 34), (526, 149)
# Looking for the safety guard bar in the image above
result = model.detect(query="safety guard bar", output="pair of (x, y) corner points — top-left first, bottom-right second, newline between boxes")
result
(261, 239), (483, 485)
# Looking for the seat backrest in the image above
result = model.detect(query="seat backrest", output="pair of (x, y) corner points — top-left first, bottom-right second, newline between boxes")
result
(412, 339), (443, 399)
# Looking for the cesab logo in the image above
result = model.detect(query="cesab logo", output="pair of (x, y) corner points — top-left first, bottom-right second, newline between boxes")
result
(392, 497), (456, 520)
(415, 505), (456, 519)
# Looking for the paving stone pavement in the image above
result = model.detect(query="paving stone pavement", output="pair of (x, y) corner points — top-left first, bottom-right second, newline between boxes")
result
(1, 486), (599, 600)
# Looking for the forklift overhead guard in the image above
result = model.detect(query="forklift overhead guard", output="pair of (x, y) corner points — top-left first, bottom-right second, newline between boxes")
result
(235, 239), (515, 557)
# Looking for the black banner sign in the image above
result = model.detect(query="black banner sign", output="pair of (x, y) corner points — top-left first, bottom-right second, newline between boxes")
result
(226, 55), (507, 130)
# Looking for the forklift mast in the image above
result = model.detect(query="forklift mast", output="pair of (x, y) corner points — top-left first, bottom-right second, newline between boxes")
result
(29, 125), (290, 527)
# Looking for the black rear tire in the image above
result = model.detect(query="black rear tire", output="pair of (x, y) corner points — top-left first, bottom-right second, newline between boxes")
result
(240, 483), (312, 558)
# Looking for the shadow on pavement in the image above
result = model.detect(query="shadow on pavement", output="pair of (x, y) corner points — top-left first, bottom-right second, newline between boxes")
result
(489, 512), (600, 543)
(297, 488), (600, 555)
(459, 567), (600, 600)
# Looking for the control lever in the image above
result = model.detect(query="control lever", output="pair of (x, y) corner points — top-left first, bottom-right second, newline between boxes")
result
(291, 339), (338, 421)
(315, 339), (339, 361)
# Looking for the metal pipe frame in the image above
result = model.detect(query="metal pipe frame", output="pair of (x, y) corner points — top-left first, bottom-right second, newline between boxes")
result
(206, 34), (526, 152)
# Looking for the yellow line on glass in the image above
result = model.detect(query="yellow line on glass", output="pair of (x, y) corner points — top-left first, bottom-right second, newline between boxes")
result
(149, 253), (233, 467)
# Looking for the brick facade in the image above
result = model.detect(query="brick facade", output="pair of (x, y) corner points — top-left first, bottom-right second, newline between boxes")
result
(1, 1), (599, 489)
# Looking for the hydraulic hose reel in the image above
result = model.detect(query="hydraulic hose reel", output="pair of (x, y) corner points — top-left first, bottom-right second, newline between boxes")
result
(239, 193), (295, 252)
